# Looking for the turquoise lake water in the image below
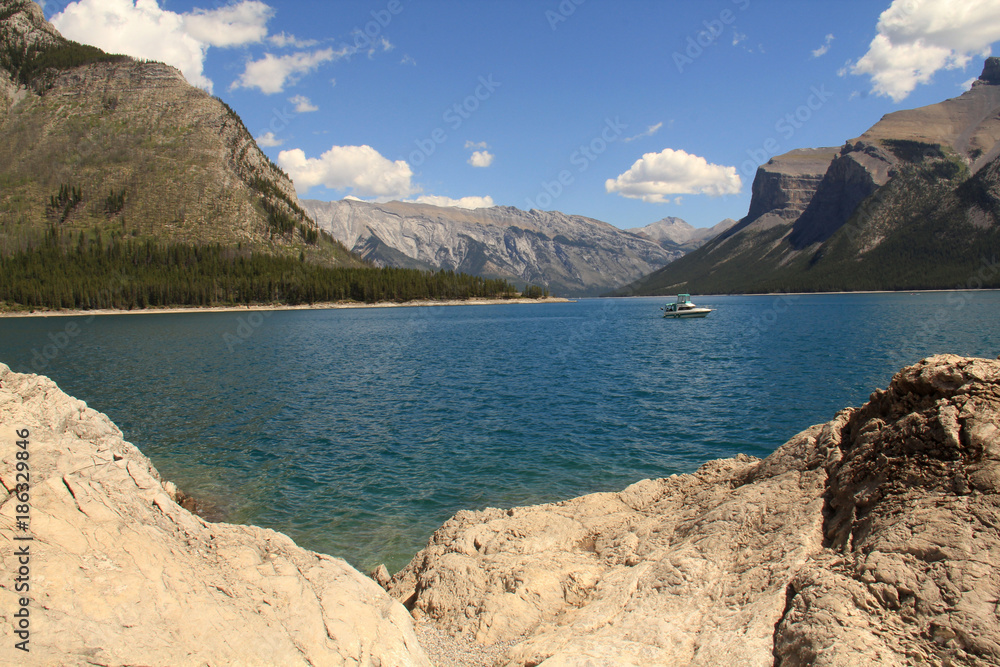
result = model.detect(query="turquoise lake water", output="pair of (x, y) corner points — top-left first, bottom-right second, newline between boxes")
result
(1, 293), (998, 572)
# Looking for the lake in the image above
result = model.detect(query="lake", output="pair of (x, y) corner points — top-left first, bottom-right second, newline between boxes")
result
(1, 292), (998, 572)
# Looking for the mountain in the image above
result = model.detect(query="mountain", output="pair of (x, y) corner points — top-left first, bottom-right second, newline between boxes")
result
(0, 0), (356, 267)
(302, 199), (691, 297)
(623, 60), (1000, 295)
(627, 216), (737, 251)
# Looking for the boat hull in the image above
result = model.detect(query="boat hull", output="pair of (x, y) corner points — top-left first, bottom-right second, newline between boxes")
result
(663, 309), (712, 319)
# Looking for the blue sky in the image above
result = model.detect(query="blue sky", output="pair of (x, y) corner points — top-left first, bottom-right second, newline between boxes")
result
(43, 0), (1000, 229)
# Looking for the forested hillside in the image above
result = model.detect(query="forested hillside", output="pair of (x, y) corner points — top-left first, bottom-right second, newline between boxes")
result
(0, 228), (517, 310)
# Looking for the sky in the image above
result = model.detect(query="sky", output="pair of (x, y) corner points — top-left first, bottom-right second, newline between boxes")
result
(39, 0), (1000, 230)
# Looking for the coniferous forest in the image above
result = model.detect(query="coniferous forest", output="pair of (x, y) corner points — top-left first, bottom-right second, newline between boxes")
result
(0, 228), (519, 310)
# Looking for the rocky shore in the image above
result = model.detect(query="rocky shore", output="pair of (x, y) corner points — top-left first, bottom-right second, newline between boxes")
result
(0, 364), (429, 666)
(390, 354), (1000, 666)
(1, 355), (998, 665)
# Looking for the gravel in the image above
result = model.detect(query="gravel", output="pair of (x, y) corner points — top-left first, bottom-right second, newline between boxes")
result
(414, 622), (524, 667)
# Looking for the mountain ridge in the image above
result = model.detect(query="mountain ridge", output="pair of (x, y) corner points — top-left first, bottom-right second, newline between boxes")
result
(303, 198), (721, 297)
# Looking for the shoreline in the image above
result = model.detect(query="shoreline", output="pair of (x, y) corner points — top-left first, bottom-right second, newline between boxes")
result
(0, 296), (572, 318)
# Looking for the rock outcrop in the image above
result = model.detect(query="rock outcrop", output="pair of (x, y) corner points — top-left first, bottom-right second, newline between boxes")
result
(742, 148), (839, 232)
(390, 355), (1000, 666)
(0, 363), (429, 666)
(302, 199), (697, 297)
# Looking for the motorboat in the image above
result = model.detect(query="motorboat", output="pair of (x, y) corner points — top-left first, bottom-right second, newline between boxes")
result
(661, 293), (712, 318)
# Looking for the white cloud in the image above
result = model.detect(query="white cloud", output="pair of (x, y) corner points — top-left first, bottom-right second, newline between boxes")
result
(231, 48), (342, 94)
(463, 141), (494, 167)
(812, 34), (835, 58)
(623, 122), (663, 143)
(732, 30), (747, 47)
(410, 195), (495, 209)
(268, 32), (318, 48)
(289, 94), (318, 112)
(255, 131), (282, 147)
(401, 54), (417, 66)
(359, 35), (393, 58)
(852, 0), (1000, 102)
(51, 0), (272, 93)
(277, 144), (419, 199)
(605, 148), (742, 203)
(183, 1), (271, 48)
(961, 76), (979, 90)
(468, 150), (494, 168)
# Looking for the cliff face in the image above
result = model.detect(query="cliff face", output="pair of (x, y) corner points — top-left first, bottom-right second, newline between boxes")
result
(743, 147), (839, 230)
(0, 362), (429, 666)
(389, 355), (1000, 666)
(626, 59), (1000, 295)
(0, 0), (356, 266)
(303, 199), (687, 297)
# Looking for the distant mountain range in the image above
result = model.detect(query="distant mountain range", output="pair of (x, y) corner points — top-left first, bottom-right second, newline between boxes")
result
(623, 59), (1000, 295)
(302, 199), (732, 297)
(627, 217), (737, 251)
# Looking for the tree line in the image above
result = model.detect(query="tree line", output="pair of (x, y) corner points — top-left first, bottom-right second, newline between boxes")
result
(0, 228), (521, 310)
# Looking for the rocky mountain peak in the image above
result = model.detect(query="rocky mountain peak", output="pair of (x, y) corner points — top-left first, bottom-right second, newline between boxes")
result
(977, 56), (1000, 86)
(0, 0), (64, 54)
